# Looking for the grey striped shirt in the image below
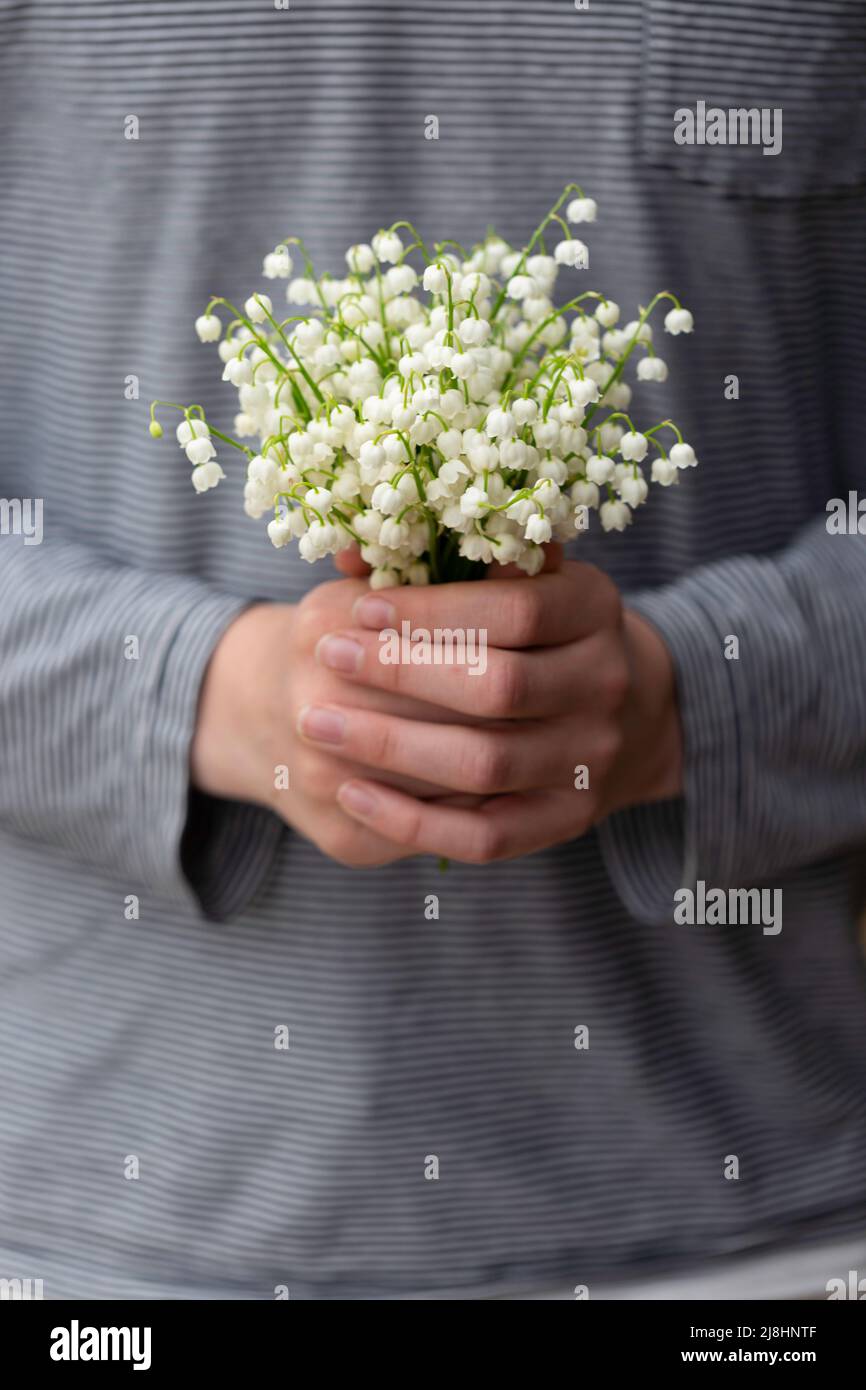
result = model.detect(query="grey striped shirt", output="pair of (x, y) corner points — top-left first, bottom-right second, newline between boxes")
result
(1, 0), (866, 1298)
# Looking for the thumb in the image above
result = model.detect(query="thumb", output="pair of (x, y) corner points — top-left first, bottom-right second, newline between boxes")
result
(333, 546), (371, 578)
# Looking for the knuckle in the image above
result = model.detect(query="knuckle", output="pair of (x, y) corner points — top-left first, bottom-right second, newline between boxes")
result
(484, 654), (527, 717)
(470, 820), (506, 863)
(381, 652), (405, 693)
(598, 573), (624, 628)
(399, 802), (425, 851)
(601, 652), (630, 710)
(595, 724), (625, 773)
(364, 717), (398, 770)
(367, 640), (401, 691)
(468, 734), (512, 793)
(503, 587), (545, 647)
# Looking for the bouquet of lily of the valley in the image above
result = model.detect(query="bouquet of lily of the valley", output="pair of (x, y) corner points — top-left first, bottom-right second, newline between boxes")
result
(149, 186), (697, 587)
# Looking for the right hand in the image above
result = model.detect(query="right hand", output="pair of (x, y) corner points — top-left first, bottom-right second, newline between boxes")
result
(190, 577), (477, 866)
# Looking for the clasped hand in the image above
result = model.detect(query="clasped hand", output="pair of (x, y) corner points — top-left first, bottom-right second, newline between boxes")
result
(191, 552), (682, 866)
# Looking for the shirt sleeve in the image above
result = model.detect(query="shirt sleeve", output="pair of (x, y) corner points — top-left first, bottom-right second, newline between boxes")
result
(598, 515), (866, 922)
(0, 536), (285, 919)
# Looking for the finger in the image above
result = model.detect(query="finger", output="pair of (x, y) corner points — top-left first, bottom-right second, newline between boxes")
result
(295, 740), (471, 802)
(336, 779), (582, 862)
(350, 558), (620, 650)
(298, 704), (581, 794)
(307, 803), (418, 867)
(333, 547), (371, 578)
(314, 625), (626, 719)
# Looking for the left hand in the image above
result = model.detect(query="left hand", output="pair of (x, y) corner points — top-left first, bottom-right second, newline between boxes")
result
(300, 559), (684, 863)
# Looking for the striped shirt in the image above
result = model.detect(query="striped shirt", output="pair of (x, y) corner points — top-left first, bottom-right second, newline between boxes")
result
(1, 0), (866, 1298)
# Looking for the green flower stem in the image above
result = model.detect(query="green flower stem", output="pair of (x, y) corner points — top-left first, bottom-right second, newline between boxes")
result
(148, 399), (186, 427)
(602, 411), (636, 433)
(542, 356), (585, 417)
(336, 320), (388, 373)
(254, 298), (326, 406)
(374, 429), (414, 464)
(646, 418), (684, 445)
(148, 401), (252, 458)
(279, 237), (330, 312)
(435, 238), (469, 260)
(422, 409), (450, 433)
(489, 183), (584, 323)
(207, 426), (254, 457)
(331, 507), (362, 543)
(583, 291), (682, 427)
(426, 513), (441, 581)
(387, 220), (432, 262)
(208, 296), (317, 415)
(505, 293), (603, 384)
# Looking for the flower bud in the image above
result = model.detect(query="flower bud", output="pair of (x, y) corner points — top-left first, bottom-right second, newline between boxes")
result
(484, 408), (515, 439)
(651, 458), (680, 486)
(346, 243), (375, 274)
(670, 442), (698, 468)
(369, 567), (401, 589)
(191, 461), (225, 493)
(619, 431), (649, 463)
(600, 499), (632, 532)
(618, 474), (648, 508)
(379, 517), (410, 549)
(422, 262), (450, 293)
(586, 454), (615, 485)
(267, 515), (294, 548)
(245, 293), (273, 323)
(525, 513), (552, 544)
(176, 418), (209, 446)
(664, 307), (694, 335)
(637, 356), (668, 382)
(566, 197), (597, 223)
(195, 314), (222, 342)
(595, 299), (619, 327)
(554, 239), (589, 268)
(372, 230), (404, 264)
(185, 437), (217, 465)
(263, 248), (292, 280)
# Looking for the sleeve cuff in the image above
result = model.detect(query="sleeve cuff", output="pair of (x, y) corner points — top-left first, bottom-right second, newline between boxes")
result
(133, 589), (282, 908)
(597, 581), (748, 922)
(181, 790), (286, 922)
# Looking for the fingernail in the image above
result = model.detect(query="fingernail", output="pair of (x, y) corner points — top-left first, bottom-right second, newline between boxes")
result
(316, 633), (363, 673)
(353, 595), (396, 629)
(298, 705), (346, 745)
(338, 782), (377, 818)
